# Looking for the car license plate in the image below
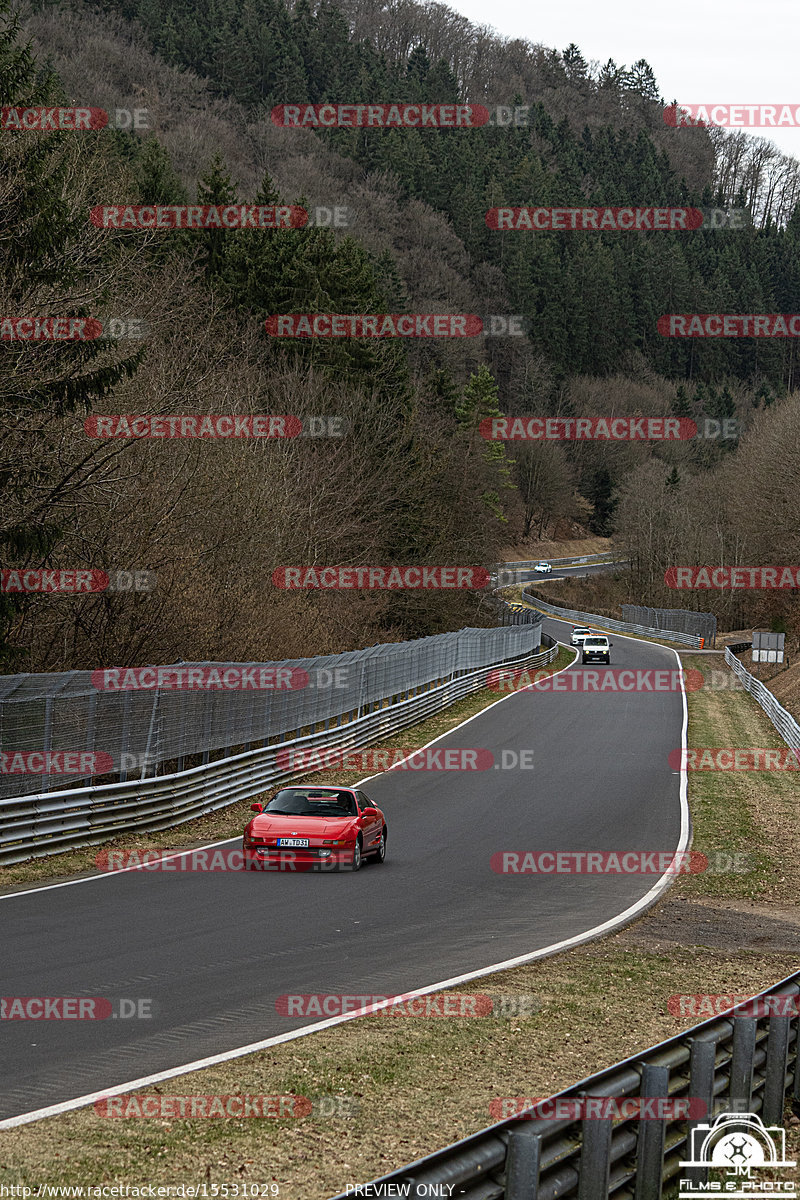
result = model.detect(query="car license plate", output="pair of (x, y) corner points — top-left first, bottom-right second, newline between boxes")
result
(277, 838), (309, 847)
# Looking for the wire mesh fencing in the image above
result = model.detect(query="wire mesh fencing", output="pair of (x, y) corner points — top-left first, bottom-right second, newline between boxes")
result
(0, 624), (545, 801)
(622, 605), (717, 646)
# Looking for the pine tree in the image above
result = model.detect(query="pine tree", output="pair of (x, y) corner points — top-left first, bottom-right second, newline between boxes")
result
(672, 385), (692, 418)
(456, 366), (514, 518)
(0, 0), (145, 662)
(196, 155), (239, 280)
(133, 136), (188, 204)
(562, 43), (588, 81)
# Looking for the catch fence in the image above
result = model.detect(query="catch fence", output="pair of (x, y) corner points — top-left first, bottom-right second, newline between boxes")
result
(521, 590), (703, 648)
(622, 606), (716, 647)
(0, 621), (561, 863)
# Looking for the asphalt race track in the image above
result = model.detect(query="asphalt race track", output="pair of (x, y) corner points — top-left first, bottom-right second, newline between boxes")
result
(0, 616), (686, 1121)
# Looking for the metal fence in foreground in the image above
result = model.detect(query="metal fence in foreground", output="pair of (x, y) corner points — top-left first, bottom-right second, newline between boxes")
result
(725, 646), (800, 754)
(336, 972), (799, 1199)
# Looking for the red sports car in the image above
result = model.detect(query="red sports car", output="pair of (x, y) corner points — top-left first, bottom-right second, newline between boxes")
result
(243, 785), (387, 872)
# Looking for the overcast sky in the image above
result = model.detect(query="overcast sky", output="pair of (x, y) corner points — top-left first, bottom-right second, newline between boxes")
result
(446, 0), (800, 161)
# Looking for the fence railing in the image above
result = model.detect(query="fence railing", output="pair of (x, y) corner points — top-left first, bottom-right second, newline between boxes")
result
(725, 646), (800, 752)
(337, 971), (800, 1199)
(496, 553), (625, 570)
(0, 627), (560, 865)
(0, 623), (546, 802)
(622, 605), (716, 647)
(520, 590), (704, 648)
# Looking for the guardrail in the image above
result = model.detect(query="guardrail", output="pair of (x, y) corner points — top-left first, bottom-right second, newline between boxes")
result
(0, 628), (558, 865)
(337, 971), (800, 1199)
(520, 590), (703, 648)
(725, 645), (800, 753)
(497, 553), (625, 570)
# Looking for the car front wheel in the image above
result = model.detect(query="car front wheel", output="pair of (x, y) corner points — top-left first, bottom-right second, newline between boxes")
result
(372, 829), (387, 864)
(349, 838), (362, 872)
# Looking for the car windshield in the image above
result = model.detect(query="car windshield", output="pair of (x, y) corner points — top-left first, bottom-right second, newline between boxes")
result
(263, 789), (357, 817)
(584, 638), (607, 646)
(574, 628), (590, 634)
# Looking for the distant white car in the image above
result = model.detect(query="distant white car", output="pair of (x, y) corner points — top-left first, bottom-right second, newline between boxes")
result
(534, 561), (552, 574)
(571, 627), (592, 646)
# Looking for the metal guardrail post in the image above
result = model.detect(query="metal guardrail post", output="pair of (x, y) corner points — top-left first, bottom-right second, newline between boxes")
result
(763, 1015), (791, 1124)
(140, 687), (161, 780)
(729, 1016), (757, 1111)
(339, 972), (800, 1200)
(577, 1112), (612, 1198)
(119, 691), (133, 783)
(684, 1036), (716, 1187)
(505, 1127), (542, 1198)
(634, 1064), (669, 1200)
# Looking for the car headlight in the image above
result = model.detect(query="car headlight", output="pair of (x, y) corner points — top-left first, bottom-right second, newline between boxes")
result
(322, 839), (349, 846)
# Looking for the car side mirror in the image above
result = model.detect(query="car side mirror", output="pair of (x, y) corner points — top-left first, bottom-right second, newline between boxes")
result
(250, 803), (263, 813)
(360, 807), (378, 817)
